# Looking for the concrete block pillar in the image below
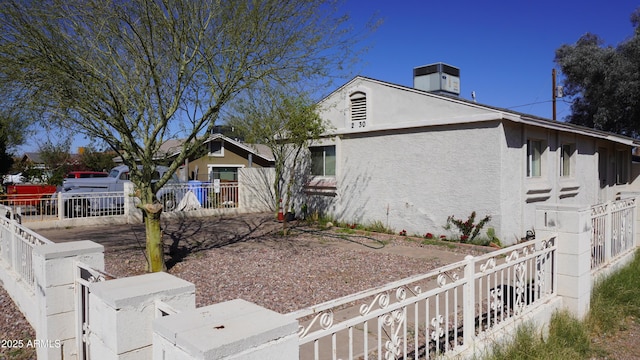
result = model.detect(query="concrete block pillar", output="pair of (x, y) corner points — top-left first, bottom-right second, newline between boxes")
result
(87, 272), (195, 359)
(122, 182), (142, 223)
(153, 299), (299, 359)
(536, 204), (592, 319)
(32, 240), (105, 359)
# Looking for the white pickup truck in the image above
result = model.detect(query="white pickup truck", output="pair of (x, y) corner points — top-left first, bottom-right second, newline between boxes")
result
(60, 165), (181, 218)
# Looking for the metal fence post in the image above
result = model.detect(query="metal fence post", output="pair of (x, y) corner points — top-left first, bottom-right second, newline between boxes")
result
(462, 254), (475, 346)
(56, 192), (63, 221)
(10, 221), (17, 272)
(605, 203), (612, 264)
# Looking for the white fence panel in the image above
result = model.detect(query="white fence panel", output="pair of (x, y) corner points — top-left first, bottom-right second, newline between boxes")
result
(591, 198), (636, 271)
(4, 181), (242, 223)
(0, 210), (53, 290)
(288, 237), (557, 359)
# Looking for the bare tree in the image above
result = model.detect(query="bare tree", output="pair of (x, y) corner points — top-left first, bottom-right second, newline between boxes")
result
(0, 0), (374, 271)
(229, 89), (328, 233)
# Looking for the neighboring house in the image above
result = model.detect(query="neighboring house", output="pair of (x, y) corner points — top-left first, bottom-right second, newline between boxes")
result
(20, 152), (48, 170)
(16, 152), (82, 183)
(298, 67), (640, 245)
(113, 134), (275, 182)
(186, 134), (274, 182)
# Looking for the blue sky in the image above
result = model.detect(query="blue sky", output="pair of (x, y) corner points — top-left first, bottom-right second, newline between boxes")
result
(341, 0), (638, 120)
(19, 1), (639, 154)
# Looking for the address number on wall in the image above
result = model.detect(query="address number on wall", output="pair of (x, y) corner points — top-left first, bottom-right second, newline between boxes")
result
(351, 121), (366, 129)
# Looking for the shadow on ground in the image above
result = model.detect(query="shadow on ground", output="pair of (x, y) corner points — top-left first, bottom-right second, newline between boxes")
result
(163, 214), (282, 269)
(36, 213), (292, 270)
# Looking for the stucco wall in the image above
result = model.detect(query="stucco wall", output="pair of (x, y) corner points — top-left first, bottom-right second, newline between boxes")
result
(306, 77), (636, 245)
(301, 122), (503, 240)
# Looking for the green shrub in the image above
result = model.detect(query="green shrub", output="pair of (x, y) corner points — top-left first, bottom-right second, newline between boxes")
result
(446, 211), (491, 242)
(486, 227), (502, 247)
(363, 220), (394, 234)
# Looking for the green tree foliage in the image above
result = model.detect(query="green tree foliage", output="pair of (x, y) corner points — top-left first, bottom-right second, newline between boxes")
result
(0, 122), (15, 176)
(0, 0), (372, 271)
(36, 141), (73, 185)
(79, 147), (116, 173)
(555, 8), (640, 136)
(0, 108), (32, 175)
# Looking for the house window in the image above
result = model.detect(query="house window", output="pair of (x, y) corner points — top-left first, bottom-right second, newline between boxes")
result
(527, 139), (542, 177)
(209, 166), (238, 181)
(310, 146), (336, 176)
(615, 149), (629, 184)
(350, 92), (367, 129)
(560, 144), (575, 177)
(209, 140), (224, 157)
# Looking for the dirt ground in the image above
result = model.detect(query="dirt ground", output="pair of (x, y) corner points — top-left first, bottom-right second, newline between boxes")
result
(35, 213), (475, 268)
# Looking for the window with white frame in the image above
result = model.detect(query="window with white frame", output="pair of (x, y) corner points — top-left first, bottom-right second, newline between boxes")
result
(208, 140), (224, 157)
(208, 166), (239, 181)
(527, 139), (543, 177)
(310, 145), (336, 176)
(349, 92), (367, 129)
(560, 143), (575, 177)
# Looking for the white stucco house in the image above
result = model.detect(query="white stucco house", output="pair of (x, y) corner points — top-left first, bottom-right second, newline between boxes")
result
(297, 65), (640, 245)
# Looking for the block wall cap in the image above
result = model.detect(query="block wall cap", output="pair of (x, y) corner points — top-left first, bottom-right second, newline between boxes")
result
(32, 240), (104, 259)
(90, 272), (195, 308)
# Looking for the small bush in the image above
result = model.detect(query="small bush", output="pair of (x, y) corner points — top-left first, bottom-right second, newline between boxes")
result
(363, 220), (394, 234)
(446, 211), (491, 243)
(486, 227), (502, 247)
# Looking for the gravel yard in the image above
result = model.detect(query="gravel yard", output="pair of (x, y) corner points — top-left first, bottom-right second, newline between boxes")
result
(1, 213), (487, 359)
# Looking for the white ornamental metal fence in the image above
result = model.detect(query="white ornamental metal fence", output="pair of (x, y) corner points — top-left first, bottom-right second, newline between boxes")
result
(0, 191), (126, 221)
(0, 207), (53, 290)
(163, 181), (239, 211)
(591, 198), (636, 270)
(0, 193), (58, 222)
(287, 236), (557, 360)
(62, 191), (126, 219)
(2, 181), (240, 223)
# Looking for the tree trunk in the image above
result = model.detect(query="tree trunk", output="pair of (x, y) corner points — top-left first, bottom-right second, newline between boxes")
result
(143, 203), (166, 272)
(282, 146), (302, 235)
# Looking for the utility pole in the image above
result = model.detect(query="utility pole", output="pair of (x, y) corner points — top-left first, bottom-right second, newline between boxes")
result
(552, 68), (564, 121)
(552, 68), (557, 121)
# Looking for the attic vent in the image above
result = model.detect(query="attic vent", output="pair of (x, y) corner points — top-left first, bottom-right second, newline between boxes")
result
(350, 92), (367, 127)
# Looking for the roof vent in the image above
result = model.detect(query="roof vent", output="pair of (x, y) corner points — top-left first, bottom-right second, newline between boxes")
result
(413, 62), (460, 96)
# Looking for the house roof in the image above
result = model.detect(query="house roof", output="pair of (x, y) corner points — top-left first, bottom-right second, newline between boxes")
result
(323, 76), (640, 147)
(202, 133), (274, 161)
(113, 133), (275, 163)
(21, 152), (81, 166)
(22, 152), (44, 163)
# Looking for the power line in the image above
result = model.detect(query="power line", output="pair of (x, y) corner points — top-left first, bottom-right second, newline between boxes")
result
(506, 99), (553, 109)
(506, 98), (572, 110)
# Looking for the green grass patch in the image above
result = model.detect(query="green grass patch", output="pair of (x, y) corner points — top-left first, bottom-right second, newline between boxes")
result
(484, 311), (594, 360)
(421, 238), (457, 249)
(362, 220), (394, 234)
(335, 227), (356, 235)
(587, 249), (640, 334)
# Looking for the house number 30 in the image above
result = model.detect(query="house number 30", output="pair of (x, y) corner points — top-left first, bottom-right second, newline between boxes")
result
(351, 121), (366, 129)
